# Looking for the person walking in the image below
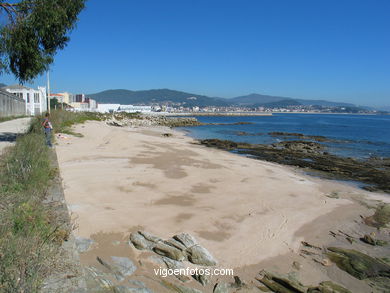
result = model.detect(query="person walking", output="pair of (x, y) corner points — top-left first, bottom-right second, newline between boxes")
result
(42, 112), (53, 147)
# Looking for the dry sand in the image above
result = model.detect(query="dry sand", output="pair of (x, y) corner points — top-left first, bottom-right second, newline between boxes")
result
(55, 121), (389, 291)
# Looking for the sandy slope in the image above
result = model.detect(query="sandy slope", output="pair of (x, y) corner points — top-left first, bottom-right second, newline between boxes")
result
(55, 120), (389, 274)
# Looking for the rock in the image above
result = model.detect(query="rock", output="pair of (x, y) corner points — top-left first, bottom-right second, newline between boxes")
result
(307, 281), (351, 293)
(173, 233), (199, 248)
(360, 234), (387, 246)
(199, 138), (390, 193)
(213, 282), (230, 293)
(138, 231), (163, 243)
(161, 280), (203, 293)
(231, 276), (244, 288)
(96, 256), (136, 281)
(130, 231), (161, 250)
(292, 261), (302, 270)
(326, 247), (390, 279)
(192, 273), (210, 286)
(128, 280), (147, 288)
(256, 270), (306, 293)
(153, 242), (186, 261)
(162, 257), (191, 282)
(186, 245), (217, 266)
(164, 238), (187, 251)
(111, 256), (137, 277)
(113, 286), (153, 293)
(364, 204), (390, 228)
(75, 237), (94, 253)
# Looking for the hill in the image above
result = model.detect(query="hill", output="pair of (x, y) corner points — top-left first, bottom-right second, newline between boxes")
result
(88, 88), (363, 109)
(88, 89), (229, 107)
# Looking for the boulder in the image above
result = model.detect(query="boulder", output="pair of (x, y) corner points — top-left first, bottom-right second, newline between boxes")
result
(173, 233), (199, 248)
(129, 231), (161, 250)
(153, 243), (186, 261)
(326, 247), (390, 279)
(186, 245), (217, 266)
(162, 257), (191, 282)
(164, 238), (187, 251)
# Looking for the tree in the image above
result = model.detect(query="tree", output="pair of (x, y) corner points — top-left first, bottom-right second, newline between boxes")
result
(0, 0), (85, 82)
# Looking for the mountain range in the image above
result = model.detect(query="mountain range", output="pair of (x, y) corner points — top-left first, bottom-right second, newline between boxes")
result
(87, 89), (360, 109)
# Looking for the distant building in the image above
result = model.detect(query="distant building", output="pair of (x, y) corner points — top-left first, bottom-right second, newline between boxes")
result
(57, 92), (72, 104)
(2, 85), (47, 115)
(118, 105), (152, 113)
(97, 104), (120, 113)
(50, 93), (66, 104)
(75, 94), (86, 103)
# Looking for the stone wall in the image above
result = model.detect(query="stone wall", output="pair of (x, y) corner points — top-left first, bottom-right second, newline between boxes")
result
(0, 90), (26, 117)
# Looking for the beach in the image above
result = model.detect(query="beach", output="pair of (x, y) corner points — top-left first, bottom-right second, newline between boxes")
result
(55, 120), (390, 292)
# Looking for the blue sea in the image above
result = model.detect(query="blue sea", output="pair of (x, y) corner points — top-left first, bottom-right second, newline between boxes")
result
(178, 114), (390, 159)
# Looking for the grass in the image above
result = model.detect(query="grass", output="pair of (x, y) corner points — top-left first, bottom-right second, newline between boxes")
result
(0, 110), (103, 292)
(0, 115), (28, 123)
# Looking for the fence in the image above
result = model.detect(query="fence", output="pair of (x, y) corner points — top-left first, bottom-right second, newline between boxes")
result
(0, 90), (26, 117)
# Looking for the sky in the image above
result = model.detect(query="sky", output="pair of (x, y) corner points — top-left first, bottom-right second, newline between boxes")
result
(1, 0), (389, 107)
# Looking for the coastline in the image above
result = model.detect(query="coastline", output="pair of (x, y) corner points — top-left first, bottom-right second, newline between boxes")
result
(56, 120), (390, 292)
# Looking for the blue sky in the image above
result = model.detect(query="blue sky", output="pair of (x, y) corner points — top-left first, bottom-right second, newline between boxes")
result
(1, 0), (389, 107)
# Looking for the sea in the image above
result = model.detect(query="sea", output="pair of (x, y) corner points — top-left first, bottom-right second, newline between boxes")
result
(178, 114), (390, 159)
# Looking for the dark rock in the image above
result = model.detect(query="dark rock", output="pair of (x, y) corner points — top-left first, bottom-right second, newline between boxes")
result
(326, 247), (390, 279)
(199, 138), (390, 193)
(360, 234), (387, 246)
(256, 270), (306, 293)
(307, 281), (351, 293)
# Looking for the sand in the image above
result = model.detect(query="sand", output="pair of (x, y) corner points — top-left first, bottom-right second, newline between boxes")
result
(56, 121), (388, 266)
(55, 121), (390, 292)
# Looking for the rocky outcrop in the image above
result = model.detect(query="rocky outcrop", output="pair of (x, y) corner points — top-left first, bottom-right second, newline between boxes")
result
(256, 270), (306, 293)
(257, 271), (352, 293)
(199, 138), (390, 192)
(326, 247), (390, 279)
(363, 203), (390, 228)
(129, 231), (217, 266)
(307, 281), (352, 293)
(106, 114), (203, 128)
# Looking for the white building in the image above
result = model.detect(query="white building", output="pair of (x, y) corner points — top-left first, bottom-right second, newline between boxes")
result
(97, 103), (120, 113)
(118, 105), (152, 113)
(2, 85), (47, 116)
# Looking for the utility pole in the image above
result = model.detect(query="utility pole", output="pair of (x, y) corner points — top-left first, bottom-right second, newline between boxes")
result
(47, 70), (51, 113)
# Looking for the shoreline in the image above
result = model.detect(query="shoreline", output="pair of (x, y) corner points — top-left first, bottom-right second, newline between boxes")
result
(55, 120), (390, 292)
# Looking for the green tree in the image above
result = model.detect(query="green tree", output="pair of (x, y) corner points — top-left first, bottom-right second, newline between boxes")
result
(0, 0), (85, 82)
